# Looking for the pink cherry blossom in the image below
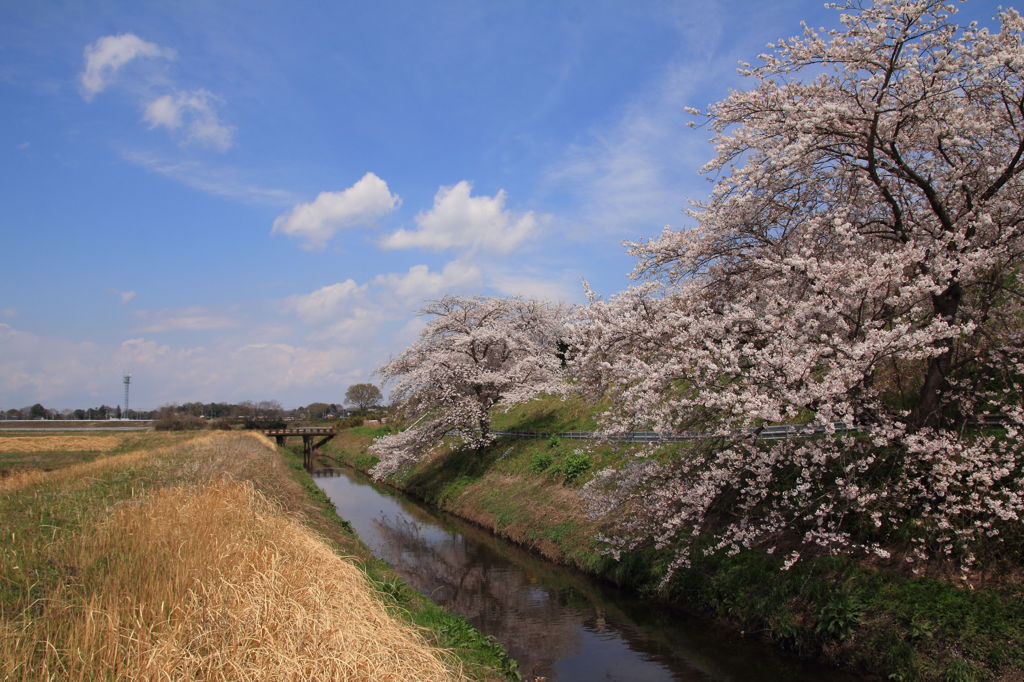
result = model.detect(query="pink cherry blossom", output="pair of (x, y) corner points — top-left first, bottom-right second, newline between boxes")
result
(573, 0), (1024, 579)
(370, 295), (570, 478)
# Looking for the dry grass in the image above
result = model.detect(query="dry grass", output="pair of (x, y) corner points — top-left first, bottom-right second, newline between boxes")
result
(0, 432), (467, 681)
(0, 430), (201, 478)
(0, 435), (124, 453)
(0, 433), (203, 495)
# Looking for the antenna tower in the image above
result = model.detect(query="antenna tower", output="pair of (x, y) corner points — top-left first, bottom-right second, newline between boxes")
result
(123, 373), (131, 420)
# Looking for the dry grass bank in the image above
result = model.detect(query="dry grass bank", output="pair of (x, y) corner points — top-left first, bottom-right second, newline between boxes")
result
(0, 430), (195, 476)
(0, 434), (124, 453)
(0, 432), (468, 681)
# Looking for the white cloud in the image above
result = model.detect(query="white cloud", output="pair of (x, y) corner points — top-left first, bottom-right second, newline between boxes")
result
(107, 288), (136, 304)
(543, 67), (707, 238)
(142, 94), (182, 129)
(0, 320), (378, 409)
(135, 307), (236, 333)
(381, 181), (537, 254)
(81, 34), (235, 153)
(0, 323), (108, 403)
(118, 337), (171, 365)
(313, 307), (393, 344)
(225, 343), (358, 394)
(1, 307), (15, 318)
(285, 280), (366, 323)
(80, 33), (175, 100)
(112, 337), (359, 403)
(121, 150), (296, 206)
(273, 173), (401, 250)
(539, 11), (735, 241)
(488, 271), (578, 303)
(373, 260), (483, 301)
(143, 90), (235, 151)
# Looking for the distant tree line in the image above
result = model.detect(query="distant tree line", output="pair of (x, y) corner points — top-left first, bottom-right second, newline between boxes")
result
(1, 385), (386, 427)
(3, 403), (125, 420)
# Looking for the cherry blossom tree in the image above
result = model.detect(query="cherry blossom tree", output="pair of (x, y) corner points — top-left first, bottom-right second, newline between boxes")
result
(370, 295), (569, 478)
(573, 0), (1024, 578)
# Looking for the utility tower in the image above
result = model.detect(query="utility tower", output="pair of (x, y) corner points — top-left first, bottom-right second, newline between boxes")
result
(123, 373), (131, 420)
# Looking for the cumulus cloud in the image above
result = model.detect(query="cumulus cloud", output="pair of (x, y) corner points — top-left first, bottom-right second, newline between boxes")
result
(143, 94), (182, 128)
(489, 271), (578, 302)
(312, 307), (393, 344)
(118, 337), (171, 365)
(381, 181), (536, 254)
(142, 90), (235, 151)
(80, 33), (175, 100)
(285, 279), (367, 323)
(0, 319), (379, 409)
(273, 173), (401, 250)
(81, 34), (235, 153)
(373, 260), (483, 301)
(0, 323), (108, 402)
(112, 337), (360, 403)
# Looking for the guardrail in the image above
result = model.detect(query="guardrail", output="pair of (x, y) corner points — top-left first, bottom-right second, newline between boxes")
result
(493, 415), (1009, 443)
(492, 422), (858, 443)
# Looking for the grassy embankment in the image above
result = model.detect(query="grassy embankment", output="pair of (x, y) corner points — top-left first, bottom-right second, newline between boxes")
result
(0, 430), (516, 681)
(321, 397), (1024, 682)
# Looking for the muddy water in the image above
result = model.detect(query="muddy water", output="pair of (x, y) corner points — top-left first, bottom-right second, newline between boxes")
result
(313, 467), (858, 681)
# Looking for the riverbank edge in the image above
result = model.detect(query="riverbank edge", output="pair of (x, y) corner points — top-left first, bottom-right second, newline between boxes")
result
(275, 441), (520, 680)
(321, 428), (1024, 682)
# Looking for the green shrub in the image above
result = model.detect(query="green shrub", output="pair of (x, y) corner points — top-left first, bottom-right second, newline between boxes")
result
(335, 415), (365, 429)
(531, 451), (553, 473)
(561, 451), (591, 485)
(816, 593), (865, 640)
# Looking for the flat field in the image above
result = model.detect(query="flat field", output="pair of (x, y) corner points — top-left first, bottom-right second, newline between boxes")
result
(0, 431), (179, 473)
(0, 431), (512, 681)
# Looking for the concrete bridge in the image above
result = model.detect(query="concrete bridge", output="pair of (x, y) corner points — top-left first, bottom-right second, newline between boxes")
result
(265, 427), (335, 469)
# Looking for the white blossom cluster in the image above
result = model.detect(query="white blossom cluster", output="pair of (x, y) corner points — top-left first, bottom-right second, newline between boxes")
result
(571, 0), (1024, 579)
(369, 296), (570, 477)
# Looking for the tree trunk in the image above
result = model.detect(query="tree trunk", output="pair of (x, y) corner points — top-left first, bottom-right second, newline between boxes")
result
(913, 282), (962, 428)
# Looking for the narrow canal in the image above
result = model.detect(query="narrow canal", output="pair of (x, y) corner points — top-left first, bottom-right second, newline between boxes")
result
(313, 466), (858, 681)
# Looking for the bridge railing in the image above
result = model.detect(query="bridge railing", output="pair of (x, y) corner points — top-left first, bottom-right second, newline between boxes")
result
(264, 427), (335, 435)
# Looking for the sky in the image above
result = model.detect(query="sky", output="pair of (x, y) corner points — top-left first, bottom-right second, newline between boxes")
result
(0, 0), (1007, 411)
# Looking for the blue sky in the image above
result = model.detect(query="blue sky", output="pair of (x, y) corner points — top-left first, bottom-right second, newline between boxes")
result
(0, 0), (1004, 410)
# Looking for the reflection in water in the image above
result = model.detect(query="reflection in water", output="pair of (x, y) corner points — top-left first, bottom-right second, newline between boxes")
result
(313, 467), (859, 682)
(371, 513), (581, 679)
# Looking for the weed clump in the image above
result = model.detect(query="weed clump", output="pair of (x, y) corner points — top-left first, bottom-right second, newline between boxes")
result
(559, 451), (591, 485)
(531, 451), (553, 473)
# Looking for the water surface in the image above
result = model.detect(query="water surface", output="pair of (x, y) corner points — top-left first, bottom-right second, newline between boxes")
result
(313, 467), (858, 681)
